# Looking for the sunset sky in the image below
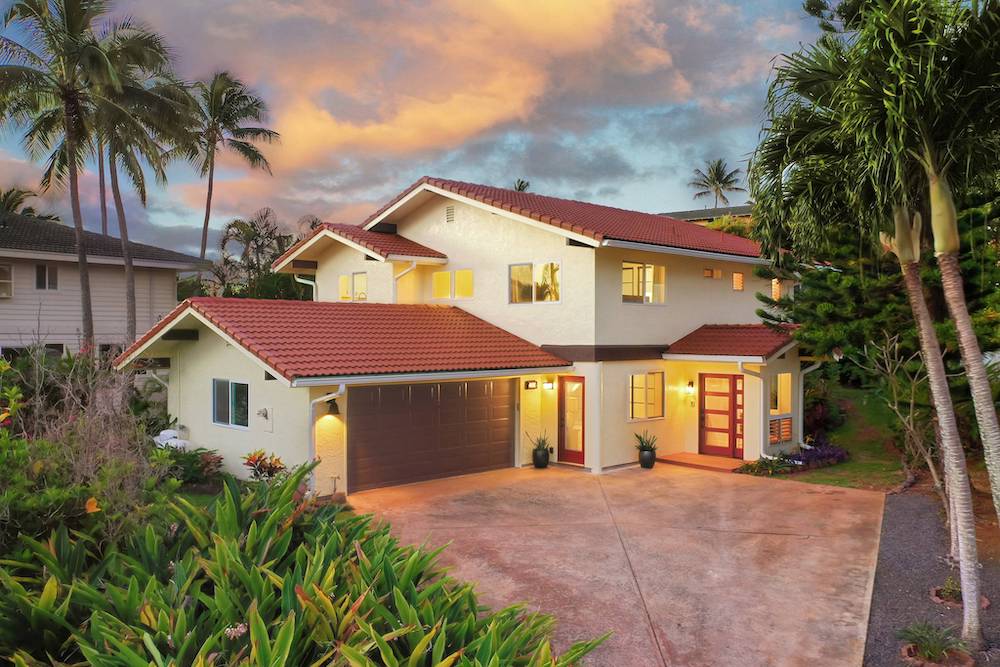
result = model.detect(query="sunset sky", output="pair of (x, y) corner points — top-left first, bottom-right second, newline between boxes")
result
(0, 0), (818, 256)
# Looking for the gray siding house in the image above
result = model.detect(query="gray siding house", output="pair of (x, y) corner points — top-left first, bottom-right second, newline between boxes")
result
(0, 213), (206, 356)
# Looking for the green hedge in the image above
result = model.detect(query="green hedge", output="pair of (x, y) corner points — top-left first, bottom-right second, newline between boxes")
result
(0, 465), (607, 665)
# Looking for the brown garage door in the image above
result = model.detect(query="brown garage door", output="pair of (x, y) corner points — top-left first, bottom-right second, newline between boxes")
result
(347, 378), (516, 492)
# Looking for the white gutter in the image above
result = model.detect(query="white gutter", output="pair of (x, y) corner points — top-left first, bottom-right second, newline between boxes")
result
(797, 360), (823, 449)
(663, 353), (765, 363)
(600, 239), (769, 266)
(290, 365), (573, 388)
(294, 274), (318, 301)
(309, 385), (346, 493)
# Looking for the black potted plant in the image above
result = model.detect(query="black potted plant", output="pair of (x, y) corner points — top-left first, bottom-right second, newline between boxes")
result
(635, 430), (658, 469)
(528, 432), (551, 468)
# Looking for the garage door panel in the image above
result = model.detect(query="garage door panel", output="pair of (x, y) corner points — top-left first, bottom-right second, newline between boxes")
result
(348, 379), (516, 492)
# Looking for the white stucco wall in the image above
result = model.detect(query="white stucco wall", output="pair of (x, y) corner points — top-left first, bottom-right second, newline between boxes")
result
(595, 247), (771, 345)
(165, 326), (312, 478)
(312, 243), (395, 304)
(0, 257), (177, 352)
(312, 386), (347, 496)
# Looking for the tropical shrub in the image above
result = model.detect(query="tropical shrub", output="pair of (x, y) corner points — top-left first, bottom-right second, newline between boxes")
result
(163, 446), (224, 485)
(735, 456), (793, 476)
(242, 449), (287, 480)
(0, 465), (607, 665)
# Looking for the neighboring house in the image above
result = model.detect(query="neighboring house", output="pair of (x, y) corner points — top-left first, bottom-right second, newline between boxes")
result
(116, 177), (804, 496)
(0, 213), (206, 357)
(662, 204), (753, 225)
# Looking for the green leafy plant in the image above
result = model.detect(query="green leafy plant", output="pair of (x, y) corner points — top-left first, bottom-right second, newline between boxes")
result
(735, 456), (793, 476)
(897, 622), (965, 662)
(634, 430), (658, 452)
(527, 431), (551, 452)
(0, 465), (609, 664)
(163, 446), (223, 485)
(939, 575), (963, 603)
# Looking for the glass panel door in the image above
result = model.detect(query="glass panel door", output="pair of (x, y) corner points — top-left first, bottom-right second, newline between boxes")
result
(558, 377), (585, 465)
(698, 373), (741, 458)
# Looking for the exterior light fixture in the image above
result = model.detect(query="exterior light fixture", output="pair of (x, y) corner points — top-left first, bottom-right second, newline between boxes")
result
(327, 398), (340, 415)
(542, 381), (555, 390)
(686, 381), (695, 395)
(524, 380), (539, 390)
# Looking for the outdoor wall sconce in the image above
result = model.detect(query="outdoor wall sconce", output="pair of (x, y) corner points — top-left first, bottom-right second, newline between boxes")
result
(542, 381), (555, 390)
(524, 380), (539, 390)
(686, 380), (695, 395)
(326, 398), (340, 415)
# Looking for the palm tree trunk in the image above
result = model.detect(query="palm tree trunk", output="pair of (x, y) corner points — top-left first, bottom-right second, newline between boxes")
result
(200, 152), (215, 261)
(64, 100), (95, 354)
(108, 151), (136, 344)
(97, 139), (108, 236)
(938, 250), (1000, 525)
(902, 260), (982, 647)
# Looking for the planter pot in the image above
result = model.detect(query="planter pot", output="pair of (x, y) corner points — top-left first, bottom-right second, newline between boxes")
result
(900, 644), (974, 667)
(930, 587), (991, 610)
(532, 448), (550, 469)
(638, 449), (656, 469)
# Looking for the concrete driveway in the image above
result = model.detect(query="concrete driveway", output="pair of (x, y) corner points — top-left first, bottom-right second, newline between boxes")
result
(349, 464), (884, 666)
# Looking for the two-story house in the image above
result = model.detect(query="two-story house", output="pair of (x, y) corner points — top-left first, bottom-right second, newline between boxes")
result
(115, 177), (807, 496)
(1, 213), (206, 356)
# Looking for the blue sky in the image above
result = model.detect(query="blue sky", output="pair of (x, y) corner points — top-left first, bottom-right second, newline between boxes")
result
(0, 0), (819, 256)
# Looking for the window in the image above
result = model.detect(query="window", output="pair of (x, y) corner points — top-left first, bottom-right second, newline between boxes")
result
(770, 373), (792, 414)
(621, 261), (666, 304)
(732, 272), (744, 291)
(432, 270), (452, 299)
(455, 269), (474, 298)
(338, 275), (351, 301)
(0, 264), (11, 298)
(629, 371), (664, 420)
(35, 263), (57, 290)
(771, 278), (782, 300)
(212, 379), (249, 428)
(509, 262), (560, 303)
(703, 268), (722, 279)
(352, 273), (368, 301)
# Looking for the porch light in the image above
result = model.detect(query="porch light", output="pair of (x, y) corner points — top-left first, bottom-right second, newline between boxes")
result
(326, 398), (340, 415)
(542, 381), (555, 390)
(524, 380), (539, 390)
(686, 381), (695, 395)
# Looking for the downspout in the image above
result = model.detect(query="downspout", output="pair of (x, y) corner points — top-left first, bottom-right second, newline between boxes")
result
(392, 261), (417, 303)
(309, 384), (346, 493)
(294, 274), (318, 301)
(797, 361), (822, 449)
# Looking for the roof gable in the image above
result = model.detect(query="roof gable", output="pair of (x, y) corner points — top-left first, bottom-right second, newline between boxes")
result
(272, 222), (446, 271)
(666, 324), (797, 360)
(363, 177), (763, 260)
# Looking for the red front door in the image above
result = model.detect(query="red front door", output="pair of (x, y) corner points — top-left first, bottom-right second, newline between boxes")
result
(698, 373), (744, 458)
(558, 376), (585, 465)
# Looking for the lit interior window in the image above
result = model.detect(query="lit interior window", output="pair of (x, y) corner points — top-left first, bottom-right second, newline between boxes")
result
(771, 278), (782, 300)
(622, 261), (666, 304)
(732, 272), (744, 291)
(455, 269), (474, 298)
(432, 270), (452, 299)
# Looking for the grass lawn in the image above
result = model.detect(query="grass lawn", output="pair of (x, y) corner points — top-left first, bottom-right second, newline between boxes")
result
(785, 385), (905, 491)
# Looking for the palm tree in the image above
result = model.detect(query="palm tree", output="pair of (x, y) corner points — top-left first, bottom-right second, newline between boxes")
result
(0, 186), (57, 219)
(688, 159), (745, 208)
(513, 178), (530, 192)
(220, 207), (294, 294)
(191, 72), (279, 264)
(841, 0), (1000, 535)
(0, 0), (166, 353)
(749, 32), (985, 647)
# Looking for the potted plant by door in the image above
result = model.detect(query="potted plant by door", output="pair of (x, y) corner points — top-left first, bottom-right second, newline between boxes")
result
(635, 430), (658, 469)
(528, 432), (550, 468)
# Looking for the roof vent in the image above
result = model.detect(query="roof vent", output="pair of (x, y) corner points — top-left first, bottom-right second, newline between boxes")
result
(445, 205), (455, 224)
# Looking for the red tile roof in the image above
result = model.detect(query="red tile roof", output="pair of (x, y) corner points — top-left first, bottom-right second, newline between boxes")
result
(365, 176), (762, 258)
(116, 297), (569, 381)
(667, 324), (797, 358)
(272, 222), (446, 269)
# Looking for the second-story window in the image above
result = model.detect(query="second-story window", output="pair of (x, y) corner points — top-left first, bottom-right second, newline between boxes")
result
(732, 272), (744, 291)
(771, 278), (782, 301)
(432, 270), (451, 299)
(35, 263), (57, 290)
(455, 269), (474, 298)
(621, 261), (665, 304)
(509, 262), (560, 304)
(0, 264), (11, 298)
(338, 273), (368, 301)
